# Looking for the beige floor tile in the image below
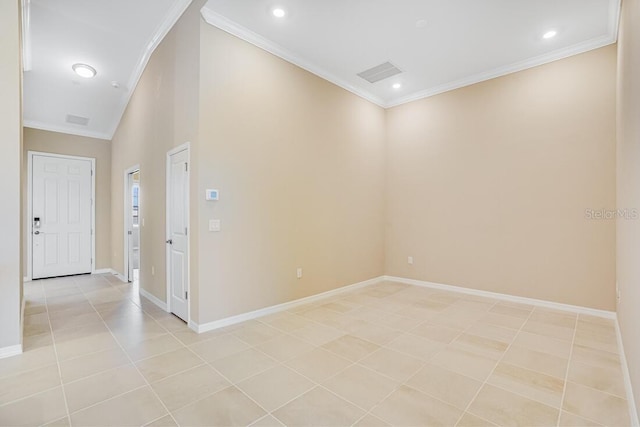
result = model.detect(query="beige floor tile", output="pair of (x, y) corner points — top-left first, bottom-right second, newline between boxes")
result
(456, 412), (497, 426)
(43, 416), (71, 426)
(353, 414), (390, 427)
(323, 364), (399, 411)
(479, 312), (527, 330)
(568, 360), (626, 397)
(571, 344), (621, 370)
(501, 345), (568, 378)
(171, 328), (227, 346)
(574, 328), (619, 354)
(576, 318), (617, 337)
(359, 348), (424, 382)
(285, 348), (352, 383)
(406, 363), (482, 410)
(0, 342), (56, 379)
(410, 322), (464, 343)
(522, 319), (575, 341)
(232, 321), (283, 346)
(468, 384), (559, 426)
(562, 381), (630, 426)
(59, 347), (130, 383)
(151, 364), (230, 411)
(350, 323), (399, 346)
(189, 333), (250, 362)
(465, 322), (518, 343)
(49, 311), (104, 332)
(385, 332), (444, 361)
(371, 385), (462, 426)
(378, 313), (424, 331)
(452, 333), (509, 359)
(135, 347), (203, 383)
(211, 348), (278, 383)
(261, 313), (315, 332)
(273, 386), (365, 426)
(512, 331), (572, 359)
(54, 330), (120, 361)
(320, 299), (362, 314)
(0, 387), (67, 426)
(237, 365), (315, 411)
(487, 362), (564, 408)
(430, 346), (497, 382)
(289, 322), (346, 346)
(256, 334), (315, 362)
(0, 363), (61, 405)
(144, 415), (178, 427)
(249, 414), (285, 427)
(430, 311), (483, 330)
(64, 364), (146, 413)
(173, 386), (266, 426)
(558, 411), (602, 426)
(489, 304), (532, 319)
(70, 386), (167, 426)
(529, 308), (576, 329)
(321, 334), (380, 362)
(124, 333), (184, 362)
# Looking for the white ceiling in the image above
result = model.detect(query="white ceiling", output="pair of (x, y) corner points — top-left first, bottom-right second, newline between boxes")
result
(23, 0), (619, 140)
(201, 0), (620, 108)
(23, 0), (191, 140)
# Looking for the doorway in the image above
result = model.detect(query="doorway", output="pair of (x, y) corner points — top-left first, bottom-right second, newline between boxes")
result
(166, 144), (189, 322)
(124, 166), (140, 283)
(28, 152), (95, 280)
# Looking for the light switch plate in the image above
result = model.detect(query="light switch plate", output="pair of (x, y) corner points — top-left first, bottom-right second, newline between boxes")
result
(209, 219), (221, 232)
(206, 189), (219, 201)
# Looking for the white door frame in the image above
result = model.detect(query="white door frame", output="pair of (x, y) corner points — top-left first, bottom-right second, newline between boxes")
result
(166, 142), (191, 323)
(27, 151), (96, 281)
(123, 165), (140, 282)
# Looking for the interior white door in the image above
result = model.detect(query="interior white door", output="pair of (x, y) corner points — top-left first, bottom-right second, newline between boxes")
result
(167, 148), (189, 321)
(32, 154), (93, 279)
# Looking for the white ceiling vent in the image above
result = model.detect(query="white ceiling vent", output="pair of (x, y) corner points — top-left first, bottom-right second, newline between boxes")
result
(357, 61), (402, 84)
(65, 114), (90, 126)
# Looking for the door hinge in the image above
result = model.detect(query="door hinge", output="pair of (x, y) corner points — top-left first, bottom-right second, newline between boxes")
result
(185, 291), (188, 299)
(185, 227), (187, 235)
(91, 169), (94, 176)
(185, 162), (188, 172)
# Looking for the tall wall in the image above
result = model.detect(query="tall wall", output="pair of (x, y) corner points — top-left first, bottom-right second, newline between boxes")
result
(617, 0), (640, 418)
(0, 0), (23, 351)
(195, 25), (387, 324)
(23, 128), (111, 272)
(110, 1), (204, 302)
(385, 45), (617, 310)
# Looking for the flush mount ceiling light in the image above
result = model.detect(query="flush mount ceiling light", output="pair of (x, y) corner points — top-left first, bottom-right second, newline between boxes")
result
(392, 83), (402, 89)
(272, 7), (286, 18)
(72, 63), (97, 78)
(543, 30), (557, 39)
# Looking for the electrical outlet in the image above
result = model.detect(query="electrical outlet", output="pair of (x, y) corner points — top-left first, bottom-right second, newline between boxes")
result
(616, 282), (621, 303)
(408, 256), (414, 265)
(151, 266), (155, 276)
(297, 268), (303, 279)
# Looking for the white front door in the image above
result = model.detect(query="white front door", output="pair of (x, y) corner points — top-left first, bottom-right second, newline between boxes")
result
(167, 147), (189, 321)
(32, 154), (93, 279)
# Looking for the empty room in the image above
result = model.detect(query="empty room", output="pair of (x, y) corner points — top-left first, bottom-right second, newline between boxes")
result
(1, 0), (640, 426)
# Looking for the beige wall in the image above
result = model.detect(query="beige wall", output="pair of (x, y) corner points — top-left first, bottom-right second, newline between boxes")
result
(23, 128), (112, 272)
(196, 26), (386, 324)
(385, 45), (617, 310)
(0, 0), (23, 349)
(110, 1), (204, 301)
(617, 0), (640, 417)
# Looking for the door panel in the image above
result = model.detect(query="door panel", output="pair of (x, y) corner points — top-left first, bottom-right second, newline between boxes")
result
(167, 148), (189, 321)
(32, 154), (92, 279)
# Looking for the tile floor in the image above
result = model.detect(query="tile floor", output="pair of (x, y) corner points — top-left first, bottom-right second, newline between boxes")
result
(0, 274), (632, 426)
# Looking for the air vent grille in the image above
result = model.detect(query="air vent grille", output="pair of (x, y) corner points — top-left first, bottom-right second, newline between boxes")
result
(66, 114), (89, 126)
(357, 61), (402, 83)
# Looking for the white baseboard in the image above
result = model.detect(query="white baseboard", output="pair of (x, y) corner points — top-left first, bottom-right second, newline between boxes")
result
(139, 287), (168, 312)
(93, 268), (112, 275)
(23, 276), (30, 283)
(384, 276), (616, 319)
(190, 276), (385, 333)
(0, 344), (22, 359)
(616, 319), (640, 427)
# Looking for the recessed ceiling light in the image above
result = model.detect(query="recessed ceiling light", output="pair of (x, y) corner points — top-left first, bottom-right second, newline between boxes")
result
(72, 63), (96, 78)
(272, 7), (286, 18)
(543, 30), (557, 39)
(416, 19), (428, 29)
(392, 83), (402, 89)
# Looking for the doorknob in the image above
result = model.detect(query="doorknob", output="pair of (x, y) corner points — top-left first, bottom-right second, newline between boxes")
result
(166, 239), (173, 245)
(34, 231), (40, 235)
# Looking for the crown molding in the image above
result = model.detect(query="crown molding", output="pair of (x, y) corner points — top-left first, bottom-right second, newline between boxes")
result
(107, 0), (193, 139)
(202, 1), (620, 110)
(200, 7), (387, 108)
(386, 34), (617, 109)
(24, 120), (112, 141)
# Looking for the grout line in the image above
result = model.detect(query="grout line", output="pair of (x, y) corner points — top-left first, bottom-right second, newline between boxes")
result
(557, 314), (578, 427)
